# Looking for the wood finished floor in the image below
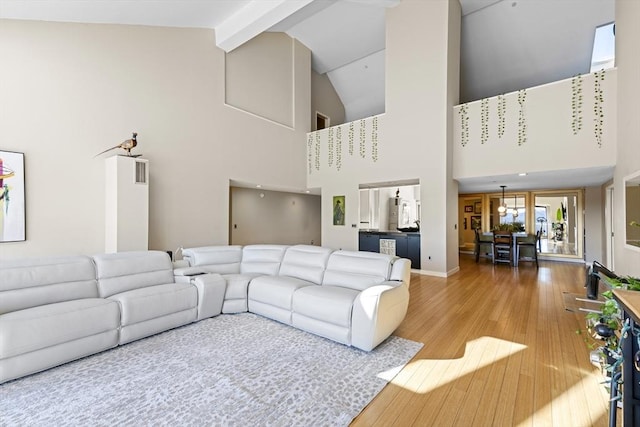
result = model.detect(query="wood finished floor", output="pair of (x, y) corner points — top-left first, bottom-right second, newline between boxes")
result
(352, 255), (616, 427)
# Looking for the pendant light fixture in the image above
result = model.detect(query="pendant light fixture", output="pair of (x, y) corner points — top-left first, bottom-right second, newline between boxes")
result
(498, 185), (507, 217)
(512, 193), (519, 218)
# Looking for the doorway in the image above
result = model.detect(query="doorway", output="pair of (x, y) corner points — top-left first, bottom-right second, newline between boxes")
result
(316, 112), (329, 131)
(605, 184), (614, 269)
(533, 191), (582, 258)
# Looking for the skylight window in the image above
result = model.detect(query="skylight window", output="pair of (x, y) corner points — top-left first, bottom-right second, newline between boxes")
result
(590, 22), (615, 72)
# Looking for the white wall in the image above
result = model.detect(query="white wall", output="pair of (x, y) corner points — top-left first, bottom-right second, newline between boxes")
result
(229, 187), (320, 246)
(615, 0), (640, 277)
(0, 20), (310, 258)
(306, 0), (461, 276)
(311, 70), (345, 131)
(583, 185), (604, 265)
(453, 70), (617, 181)
(225, 32), (294, 128)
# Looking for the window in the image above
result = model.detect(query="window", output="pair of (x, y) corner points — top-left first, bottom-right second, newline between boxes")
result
(590, 22), (615, 72)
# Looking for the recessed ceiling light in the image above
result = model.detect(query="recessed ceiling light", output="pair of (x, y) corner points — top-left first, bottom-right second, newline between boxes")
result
(518, 173), (527, 176)
(256, 184), (262, 188)
(305, 190), (310, 193)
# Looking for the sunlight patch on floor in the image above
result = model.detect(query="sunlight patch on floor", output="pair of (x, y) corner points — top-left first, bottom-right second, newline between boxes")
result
(515, 374), (610, 427)
(378, 336), (527, 394)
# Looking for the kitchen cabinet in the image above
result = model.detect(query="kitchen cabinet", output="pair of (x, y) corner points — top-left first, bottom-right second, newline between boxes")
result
(358, 231), (420, 269)
(359, 233), (380, 253)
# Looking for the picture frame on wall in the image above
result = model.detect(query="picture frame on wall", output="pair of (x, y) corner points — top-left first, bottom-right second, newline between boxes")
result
(474, 201), (482, 214)
(471, 215), (482, 230)
(464, 205), (473, 213)
(0, 150), (26, 242)
(333, 195), (345, 226)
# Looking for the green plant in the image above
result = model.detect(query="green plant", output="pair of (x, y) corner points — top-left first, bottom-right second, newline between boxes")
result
(581, 275), (640, 358)
(493, 223), (512, 232)
(492, 222), (524, 232)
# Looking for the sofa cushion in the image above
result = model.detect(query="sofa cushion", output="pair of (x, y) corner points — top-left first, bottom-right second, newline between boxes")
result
(292, 285), (359, 328)
(322, 250), (393, 291)
(278, 245), (332, 285)
(249, 275), (315, 310)
(0, 256), (98, 315)
(93, 251), (174, 298)
(183, 246), (242, 274)
(240, 245), (288, 275)
(0, 298), (120, 359)
(108, 283), (197, 326)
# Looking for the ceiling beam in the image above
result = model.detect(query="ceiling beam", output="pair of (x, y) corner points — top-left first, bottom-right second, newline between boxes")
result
(215, 0), (315, 52)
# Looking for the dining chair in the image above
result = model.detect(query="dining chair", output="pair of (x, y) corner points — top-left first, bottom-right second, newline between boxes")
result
(515, 230), (540, 268)
(493, 231), (513, 266)
(474, 228), (493, 262)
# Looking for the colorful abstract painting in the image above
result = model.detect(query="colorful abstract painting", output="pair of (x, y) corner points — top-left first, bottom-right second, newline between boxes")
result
(0, 150), (26, 242)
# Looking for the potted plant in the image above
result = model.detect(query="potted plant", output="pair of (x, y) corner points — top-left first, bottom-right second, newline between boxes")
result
(492, 221), (525, 233)
(582, 275), (640, 376)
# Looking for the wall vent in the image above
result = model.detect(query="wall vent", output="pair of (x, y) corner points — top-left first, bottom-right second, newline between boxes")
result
(135, 160), (147, 184)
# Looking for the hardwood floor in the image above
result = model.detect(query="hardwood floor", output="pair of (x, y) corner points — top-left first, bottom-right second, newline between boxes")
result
(352, 255), (617, 427)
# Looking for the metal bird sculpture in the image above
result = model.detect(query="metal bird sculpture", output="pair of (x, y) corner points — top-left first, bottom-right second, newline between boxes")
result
(94, 132), (138, 157)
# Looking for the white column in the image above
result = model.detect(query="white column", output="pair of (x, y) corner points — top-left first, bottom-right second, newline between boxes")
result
(105, 155), (149, 253)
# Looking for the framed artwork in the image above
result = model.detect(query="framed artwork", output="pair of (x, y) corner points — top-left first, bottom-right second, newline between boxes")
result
(474, 201), (482, 214)
(333, 195), (345, 226)
(471, 215), (482, 230)
(464, 205), (473, 213)
(0, 150), (26, 242)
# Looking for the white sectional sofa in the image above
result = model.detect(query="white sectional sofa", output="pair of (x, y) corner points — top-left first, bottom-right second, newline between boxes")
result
(0, 245), (410, 384)
(176, 244), (411, 352)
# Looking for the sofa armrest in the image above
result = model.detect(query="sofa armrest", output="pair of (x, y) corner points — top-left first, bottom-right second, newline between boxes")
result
(191, 274), (226, 321)
(351, 281), (410, 351)
(173, 266), (208, 284)
(173, 260), (190, 269)
(389, 258), (411, 286)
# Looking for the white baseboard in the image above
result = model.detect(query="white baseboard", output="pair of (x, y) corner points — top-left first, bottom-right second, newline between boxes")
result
(412, 266), (460, 277)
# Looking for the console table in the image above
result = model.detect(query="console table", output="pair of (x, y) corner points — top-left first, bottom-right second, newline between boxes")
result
(612, 289), (640, 426)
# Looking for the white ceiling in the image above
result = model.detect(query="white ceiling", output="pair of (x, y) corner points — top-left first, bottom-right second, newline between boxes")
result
(0, 0), (616, 193)
(456, 166), (615, 194)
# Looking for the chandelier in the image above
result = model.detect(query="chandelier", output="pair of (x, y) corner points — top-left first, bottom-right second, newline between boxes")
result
(498, 185), (507, 217)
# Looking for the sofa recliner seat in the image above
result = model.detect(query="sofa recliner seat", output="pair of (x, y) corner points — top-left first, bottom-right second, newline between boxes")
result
(292, 250), (408, 350)
(248, 245), (333, 325)
(0, 255), (120, 384)
(93, 251), (199, 345)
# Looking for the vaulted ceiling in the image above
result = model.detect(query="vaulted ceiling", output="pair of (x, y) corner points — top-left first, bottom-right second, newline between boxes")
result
(0, 0), (616, 192)
(0, 0), (615, 119)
